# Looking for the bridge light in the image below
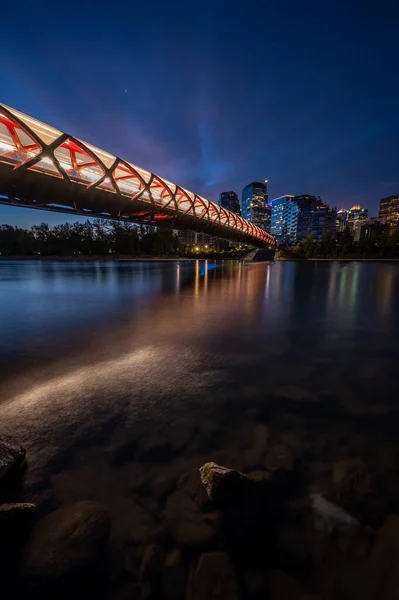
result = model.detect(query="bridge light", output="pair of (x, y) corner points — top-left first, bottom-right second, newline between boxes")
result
(0, 141), (15, 152)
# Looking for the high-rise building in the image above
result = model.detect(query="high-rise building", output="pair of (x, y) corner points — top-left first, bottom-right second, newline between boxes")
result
(294, 195), (324, 241)
(360, 219), (388, 242)
(219, 191), (241, 216)
(379, 195), (399, 232)
(270, 194), (336, 245)
(264, 204), (272, 233)
(336, 208), (348, 233)
(348, 204), (368, 241)
(241, 181), (269, 231)
(310, 203), (337, 242)
(270, 195), (297, 244)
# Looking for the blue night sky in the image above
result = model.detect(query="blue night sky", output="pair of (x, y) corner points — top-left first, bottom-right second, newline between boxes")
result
(1, 0), (398, 227)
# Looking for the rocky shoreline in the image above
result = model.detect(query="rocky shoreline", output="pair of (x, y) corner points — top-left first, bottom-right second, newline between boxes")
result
(1, 416), (398, 600)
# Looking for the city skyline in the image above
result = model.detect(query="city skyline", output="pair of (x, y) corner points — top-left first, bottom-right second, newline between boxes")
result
(1, 0), (398, 227)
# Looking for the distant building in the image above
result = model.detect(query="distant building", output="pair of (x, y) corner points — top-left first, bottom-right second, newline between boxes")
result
(219, 191), (241, 216)
(336, 208), (348, 233)
(348, 204), (368, 240)
(379, 195), (399, 232)
(264, 204), (272, 233)
(310, 203), (337, 243)
(178, 230), (196, 247)
(294, 195), (324, 241)
(360, 219), (388, 242)
(270, 195), (296, 244)
(241, 181), (269, 231)
(270, 194), (335, 245)
(178, 230), (222, 250)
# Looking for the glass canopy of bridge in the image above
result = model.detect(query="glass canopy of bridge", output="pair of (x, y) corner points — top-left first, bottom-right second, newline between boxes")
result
(0, 104), (276, 247)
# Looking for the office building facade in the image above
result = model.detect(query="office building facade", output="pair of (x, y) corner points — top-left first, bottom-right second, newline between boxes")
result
(379, 195), (399, 232)
(241, 181), (269, 231)
(360, 219), (388, 242)
(310, 203), (337, 242)
(294, 195), (324, 241)
(219, 191), (241, 216)
(348, 204), (368, 241)
(336, 208), (348, 233)
(271, 194), (336, 245)
(270, 195), (297, 244)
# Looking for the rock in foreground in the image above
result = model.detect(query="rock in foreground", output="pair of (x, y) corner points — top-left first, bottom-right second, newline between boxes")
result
(164, 485), (220, 548)
(0, 502), (35, 540)
(0, 435), (26, 482)
(198, 462), (276, 553)
(190, 552), (238, 600)
(199, 462), (251, 504)
(23, 500), (110, 585)
(366, 514), (399, 600)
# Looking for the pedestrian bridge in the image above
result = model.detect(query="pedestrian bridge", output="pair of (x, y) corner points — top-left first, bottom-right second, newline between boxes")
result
(0, 104), (276, 249)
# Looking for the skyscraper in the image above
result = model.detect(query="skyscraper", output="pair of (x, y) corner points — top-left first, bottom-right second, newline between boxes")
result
(271, 194), (336, 244)
(270, 195), (297, 244)
(219, 191), (241, 216)
(241, 181), (269, 231)
(348, 204), (368, 241)
(310, 203), (337, 242)
(293, 195), (320, 241)
(336, 208), (348, 233)
(379, 195), (399, 232)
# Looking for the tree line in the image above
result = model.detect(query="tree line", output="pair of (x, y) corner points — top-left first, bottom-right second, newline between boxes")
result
(0, 220), (182, 257)
(0, 220), (236, 257)
(291, 228), (399, 259)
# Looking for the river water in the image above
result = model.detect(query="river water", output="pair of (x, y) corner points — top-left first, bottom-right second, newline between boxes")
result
(0, 259), (399, 553)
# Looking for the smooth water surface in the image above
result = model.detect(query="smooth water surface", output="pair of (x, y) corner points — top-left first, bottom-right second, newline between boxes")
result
(0, 259), (398, 542)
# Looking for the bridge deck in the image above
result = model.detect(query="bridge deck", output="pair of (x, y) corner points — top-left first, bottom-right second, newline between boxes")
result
(0, 104), (276, 249)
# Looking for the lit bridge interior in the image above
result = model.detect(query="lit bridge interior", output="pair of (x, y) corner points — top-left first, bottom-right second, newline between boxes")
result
(0, 104), (276, 249)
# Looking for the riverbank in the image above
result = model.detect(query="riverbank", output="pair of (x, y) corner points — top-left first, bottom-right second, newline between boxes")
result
(275, 257), (399, 262)
(0, 255), (239, 262)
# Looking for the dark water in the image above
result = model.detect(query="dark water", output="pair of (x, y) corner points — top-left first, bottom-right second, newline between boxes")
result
(0, 259), (399, 547)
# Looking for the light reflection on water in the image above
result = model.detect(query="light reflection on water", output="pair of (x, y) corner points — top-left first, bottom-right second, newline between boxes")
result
(0, 259), (398, 496)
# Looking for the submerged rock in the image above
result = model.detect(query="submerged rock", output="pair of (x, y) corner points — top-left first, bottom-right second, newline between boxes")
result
(198, 462), (276, 554)
(199, 462), (251, 503)
(162, 550), (187, 600)
(164, 421), (196, 453)
(245, 423), (269, 469)
(333, 459), (372, 495)
(0, 502), (35, 538)
(164, 487), (220, 548)
(367, 514), (399, 599)
(332, 458), (387, 525)
(189, 552), (238, 600)
(140, 543), (163, 581)
(312, 493), (359, 532)
(268, 569), (303, 599)
(277, 385), (315, 402)
(137, 433), (171, 462)
(150, 473), (177, 502)
(0, 435), (26, 483)
(0, 502), (36, 574)
(23, 500), (110, 585)
(265, 444), (293, 472)
(311, 493), (372, 558)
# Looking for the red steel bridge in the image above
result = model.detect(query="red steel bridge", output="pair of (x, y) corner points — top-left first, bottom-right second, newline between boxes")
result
(0, 104), (276, 249)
